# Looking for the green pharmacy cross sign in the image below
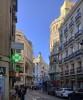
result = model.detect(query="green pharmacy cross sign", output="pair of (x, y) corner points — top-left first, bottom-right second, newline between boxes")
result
(11, 53), (22, 63)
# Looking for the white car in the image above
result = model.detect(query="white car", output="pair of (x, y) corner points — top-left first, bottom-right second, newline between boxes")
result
(55, 88), (73, 98)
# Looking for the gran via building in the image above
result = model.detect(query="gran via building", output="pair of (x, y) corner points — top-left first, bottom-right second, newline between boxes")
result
(59, 0), (83, 89)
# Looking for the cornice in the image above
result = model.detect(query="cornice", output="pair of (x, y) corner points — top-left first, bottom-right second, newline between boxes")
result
(60, 0), (82, 28)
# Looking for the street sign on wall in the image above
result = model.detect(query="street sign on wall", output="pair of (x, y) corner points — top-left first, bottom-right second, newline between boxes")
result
(11, 42), (24, 50)
(0, 67), (6, 75)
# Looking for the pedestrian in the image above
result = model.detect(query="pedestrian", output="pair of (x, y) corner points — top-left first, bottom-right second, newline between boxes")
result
(20, 87), (26, 100)
(10, 87), (16, 100)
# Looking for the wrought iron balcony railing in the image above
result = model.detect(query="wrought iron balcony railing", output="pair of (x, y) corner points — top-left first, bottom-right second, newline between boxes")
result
(75, 30), (82, 39)
(68, 36), (74, 44)
(74, 49), (82, 57)
(64, 56), (69, 62)
(77, 67), (82, 73)
(69, 53), (75, 60)
(60, 72), (63, 76)
(65, 70), (69, 75)
(59, 60), (62, 64)
(59, 46), (63, 51)
(70, 69), (75, 74)
(64, 41), (68, 47)
(75, 12), (81, 21)
(64, 27), (68, 33)
(69, 21), (74, 28)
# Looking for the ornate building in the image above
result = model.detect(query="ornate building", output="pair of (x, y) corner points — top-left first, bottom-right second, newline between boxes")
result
(33, 53), (49, 86)
(15, 30), (33, 86)
(59, 0), (83, 89)
(49, 0), (75, 87)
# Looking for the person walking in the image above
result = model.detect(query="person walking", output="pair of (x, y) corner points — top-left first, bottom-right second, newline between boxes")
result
(21, 87), (26, 100)
(10, 87), (16, 100)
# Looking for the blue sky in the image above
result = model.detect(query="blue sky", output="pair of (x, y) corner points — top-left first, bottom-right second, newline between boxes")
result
(16, 0), (77, 64)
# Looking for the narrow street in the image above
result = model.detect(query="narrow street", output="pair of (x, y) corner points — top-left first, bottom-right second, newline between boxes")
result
(25, 90), (66, 100)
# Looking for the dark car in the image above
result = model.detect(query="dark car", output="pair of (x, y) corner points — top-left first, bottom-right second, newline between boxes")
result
(68, 88), (83, 100)
(48, 87), (58, 96)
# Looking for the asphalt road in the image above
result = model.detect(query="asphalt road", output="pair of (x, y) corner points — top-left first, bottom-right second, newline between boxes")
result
(25, 90), (66, 100)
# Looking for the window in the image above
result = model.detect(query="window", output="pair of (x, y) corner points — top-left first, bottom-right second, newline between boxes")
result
(33, 67), (35, 73)
(66, 23), (68, 27)
(71, 17), (73, 21)
(65, 35), (68, 42)
(16, 49), (21, 53)
(77, 8), (80, 13)
(78, 42), (81, 50)
(66, 66), (68, 70)
(71, 64), (74, 69)
(60, 40), (63, 46)
(16, 34), (21, 37)
(56, 24), (58, 30)
(71, 30), (74, 37)
(71, 46), (74, 53)
(78, 61), (81, 67)
(77, 24), (81, 31)
(66, 50), (68, 57)
(61, 30), (62, 33)
(61, 53), (63, 59)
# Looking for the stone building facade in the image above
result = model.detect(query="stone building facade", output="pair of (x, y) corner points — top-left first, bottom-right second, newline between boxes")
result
(0, 0), (17, 99)
(59, 0), (83, 89)
(33, 53), (49, 86)
(49, 0), (75, 87)
(15, 30), (33, 86)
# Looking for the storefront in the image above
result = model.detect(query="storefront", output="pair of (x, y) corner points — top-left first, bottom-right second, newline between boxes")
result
(77, 76), (83, 88)
(0, 67), (5, 100)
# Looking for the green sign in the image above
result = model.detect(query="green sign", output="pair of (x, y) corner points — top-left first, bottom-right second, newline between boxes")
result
(11, 53), (22, 63)
(15, 65), (21, 71)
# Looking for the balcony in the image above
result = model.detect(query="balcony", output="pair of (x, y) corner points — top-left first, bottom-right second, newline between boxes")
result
(75, 30), (82, 39)
(60, 33), (63, 38)
(68, 36), (74, 44)
(15, 16), (17, 23)
(75, 12), (81, 22)
(49, 68), (59, 74)
(64, 56), (69, 62)
(64, 41), (68, 47)
(65, 70), (69, 75)
(64, 27), (68, 34)
(70, 69), (75, 74)
(69, 21), (74, 28)
(77, 67), (82, 73)
(74, 50), (82, 57)
(60, 72), (63, 76)
(59, 60), (62, 64)
(59, 46), (63, 51)
(69, 53), (75, 60)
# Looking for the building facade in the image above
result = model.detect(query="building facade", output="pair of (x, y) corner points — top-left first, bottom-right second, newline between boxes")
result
(59, 0), (83, 89)
(33, 53), (49, 86)
(15, 30), (33, 86)
(49, 0), (75, 87)
(0, 0), (17, 100)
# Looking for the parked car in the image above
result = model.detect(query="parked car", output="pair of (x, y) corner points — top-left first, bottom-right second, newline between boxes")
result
(55, 88), (73, 98)
(68, 88), (83, 100)
(48, 87), (58, 96)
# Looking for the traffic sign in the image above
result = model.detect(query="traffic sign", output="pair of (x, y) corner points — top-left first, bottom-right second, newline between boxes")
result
(11, 42), (24, 50)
